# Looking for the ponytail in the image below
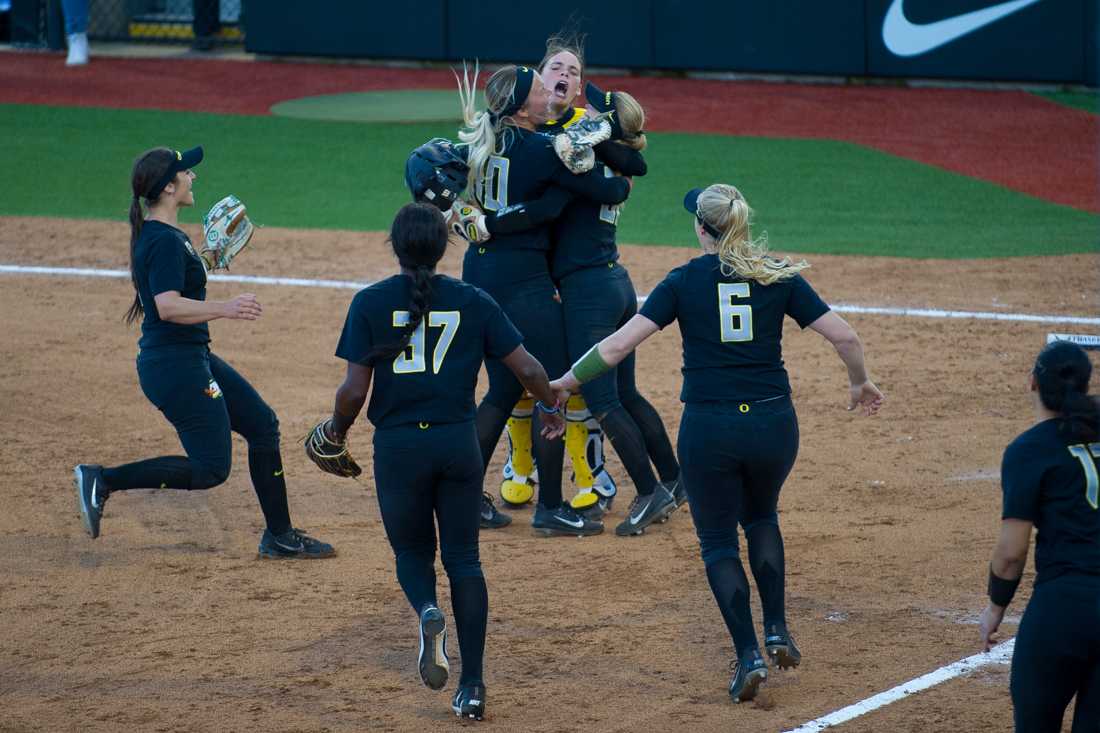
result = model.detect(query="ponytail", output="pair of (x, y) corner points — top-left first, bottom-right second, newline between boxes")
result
(456, 63), (521, 206)
(124, 194), (145, 324)
(366, 266), (434, 365)
(1059, 390), (1100, 442)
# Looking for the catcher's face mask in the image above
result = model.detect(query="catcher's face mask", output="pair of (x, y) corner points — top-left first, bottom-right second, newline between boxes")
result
(149, 146), (204, 200)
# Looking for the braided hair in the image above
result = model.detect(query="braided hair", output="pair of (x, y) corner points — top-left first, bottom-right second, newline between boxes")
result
(1033, 341), (1100, 442)
(367, 203), (449, 364)
(125, 148), (177, 324)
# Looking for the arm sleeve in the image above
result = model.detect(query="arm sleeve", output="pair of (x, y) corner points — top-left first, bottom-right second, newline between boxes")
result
(334, 291), (376, 366)
(145, 233), (187, 296)
(786, 274), (831, 328)
(638, 270), (682, 329)
(594, 142), (647, 177)
(480, 291), (524, 359)
(1001, 440), (1042, 521)
(485, 186), (575, 235)
(549, 163), (630, 204)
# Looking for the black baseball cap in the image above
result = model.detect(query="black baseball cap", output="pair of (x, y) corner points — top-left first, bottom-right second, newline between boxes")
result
(684, 187), (722, 238)
(584, 81), (624, 140)
(149, 146), (203, 199)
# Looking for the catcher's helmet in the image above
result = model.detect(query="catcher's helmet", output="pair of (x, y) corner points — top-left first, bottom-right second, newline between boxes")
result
(405, 138), (469, 211)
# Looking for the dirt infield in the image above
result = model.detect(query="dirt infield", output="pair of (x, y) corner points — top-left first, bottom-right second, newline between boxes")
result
(1, 217), (1096, 732)
(1, 53), (1095, 212)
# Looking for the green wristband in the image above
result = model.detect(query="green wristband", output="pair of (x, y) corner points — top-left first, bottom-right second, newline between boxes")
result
(572, 343), (612, 384)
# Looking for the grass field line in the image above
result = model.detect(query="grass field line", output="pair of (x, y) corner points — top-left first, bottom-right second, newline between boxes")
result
(3, 264), (1099, 326)
(785, 638), (1015, 732)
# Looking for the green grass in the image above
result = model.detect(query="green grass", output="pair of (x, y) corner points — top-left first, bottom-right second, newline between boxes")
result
(1034, 91), (1098, 114)
(2, 103), (1096, 258)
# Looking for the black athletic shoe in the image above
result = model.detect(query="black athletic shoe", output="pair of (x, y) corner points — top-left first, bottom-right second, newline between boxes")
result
(665, 476), (687, 510)
(729, 648), (768, 703)
(418, 604), (449, 690)
(74, 464), (108, 539)
(614, 485), (676, 536)
(764, 625), (802, 669)
(531, 504), (604, 537)
(257, 528), (336, 559)
(480, 493), (512, 529)
(452, 682), (486, 720)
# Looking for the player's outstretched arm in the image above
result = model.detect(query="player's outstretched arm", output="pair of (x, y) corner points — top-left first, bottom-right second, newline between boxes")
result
(552, 314), (660, 397)
(154, 290), (262, 324)
(808, 310), (884, 415)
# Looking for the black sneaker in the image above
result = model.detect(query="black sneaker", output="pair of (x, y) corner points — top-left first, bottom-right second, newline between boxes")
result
(257, 528), (336, 559)
(729, 648), (768, 703)
(665, 476), (687, 510)
(614, 485), (676, 536)
(764, 625), (802, 669)
(480, 493), (512, 529)
(418, 604), (449, 690)
(452, 682), (486, 720)
(74, 464), (108, 539)
(531, 504), (604, 537)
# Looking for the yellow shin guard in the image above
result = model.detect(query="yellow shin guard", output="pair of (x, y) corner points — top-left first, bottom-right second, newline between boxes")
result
(501, 398), (535, 506)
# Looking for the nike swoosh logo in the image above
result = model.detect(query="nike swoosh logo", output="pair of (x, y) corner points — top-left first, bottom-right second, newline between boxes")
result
(275, 540), (305, 551)
(273, 470), (283, 477)
(882, 0), (1043, 57)
(91, 477), (99, 509)
(557, 516), (585, 528)
(630, 504), (648, 524)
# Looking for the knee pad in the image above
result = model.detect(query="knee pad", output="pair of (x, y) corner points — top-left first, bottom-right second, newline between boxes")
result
(697, 527), (741, 567)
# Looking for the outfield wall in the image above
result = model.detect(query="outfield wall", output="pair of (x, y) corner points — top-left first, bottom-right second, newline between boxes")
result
(242, 0), (1097, 86)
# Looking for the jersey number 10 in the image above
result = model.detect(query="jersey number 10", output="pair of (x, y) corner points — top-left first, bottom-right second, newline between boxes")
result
(392, 311), (461, 375)
(719, 282), (753, 342)
(1068, 443), (1100, 509)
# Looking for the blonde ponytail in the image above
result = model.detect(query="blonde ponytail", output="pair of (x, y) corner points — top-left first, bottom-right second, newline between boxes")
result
(697, 184), (809, 285)
(455, 63), (520, 206)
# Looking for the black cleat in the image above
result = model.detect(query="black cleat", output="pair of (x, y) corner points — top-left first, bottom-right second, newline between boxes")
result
(480, 493), (512, 529)
(665, 476), (687, 510)
(257, 528), (336, 559)
(418, 604), (449, 690)
(764, 625), (802, 669)
(452, 682), (486, 720)
(531, 504), (604, 537)
(74, 464), (108, 539)
(614, 485), (676, 536)
(729, 648), (768, 703)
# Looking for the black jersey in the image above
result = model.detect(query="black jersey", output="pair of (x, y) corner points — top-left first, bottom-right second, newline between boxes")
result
(549, 163), (623, 281)
(335, 274), (523, 429)
(469, 127), (630, 253)
(132, 220), (210, 350)
(639, 254), (829, 403)
(1001, 418), (1100, 585)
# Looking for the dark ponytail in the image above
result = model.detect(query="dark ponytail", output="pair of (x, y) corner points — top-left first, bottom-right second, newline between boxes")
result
(124, 148), (176, 324)
(1034, 341), (1100, 442)
(366, 203), (450, 365)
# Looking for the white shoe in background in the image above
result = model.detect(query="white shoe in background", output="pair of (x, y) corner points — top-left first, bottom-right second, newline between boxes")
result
(65, 32), (89, 66)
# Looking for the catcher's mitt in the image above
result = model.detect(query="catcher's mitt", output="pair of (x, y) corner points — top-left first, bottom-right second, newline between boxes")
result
(304, 418), (362, 478)
(552, 116), (612, 174)
(200, 195), (255, 272)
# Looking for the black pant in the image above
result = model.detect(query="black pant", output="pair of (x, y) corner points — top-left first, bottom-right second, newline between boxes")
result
(192, 0), (219, 38)
(1012, 575), (1100, 732)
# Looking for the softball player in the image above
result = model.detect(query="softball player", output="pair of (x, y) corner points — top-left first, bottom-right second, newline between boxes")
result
(550, 183), (884, 701)
(323, 203), (565, 720)
(979, 340), (1100, 732)
(73, 146), (334, 559)
(454, 64), (632, 537)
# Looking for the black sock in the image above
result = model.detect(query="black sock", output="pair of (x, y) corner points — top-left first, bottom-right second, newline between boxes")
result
(102, 456), (193, 491)
(396, 551), (437, 614)
(622, 395), (680, 482)
(247, 447), (292, 535)
(474, 401), (510, 472)
(705, 557), (758, 658)
(746, 522), (786, 630)
(532, 413), (563, 509)
(449, 575), (488, 685)
(598, 406), (659, 495)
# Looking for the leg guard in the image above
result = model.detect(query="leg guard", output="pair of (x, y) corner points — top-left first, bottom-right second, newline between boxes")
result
(566, 396), (617, 511)
(500, 398), (536, 506)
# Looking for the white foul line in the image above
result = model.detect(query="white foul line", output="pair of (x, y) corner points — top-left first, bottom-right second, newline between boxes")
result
(2, 264), (1098, 326)
(784, 638), (1015, 732)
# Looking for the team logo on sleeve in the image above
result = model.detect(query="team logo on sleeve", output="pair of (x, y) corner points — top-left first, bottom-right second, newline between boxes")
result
(204, 379), (223, 399)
